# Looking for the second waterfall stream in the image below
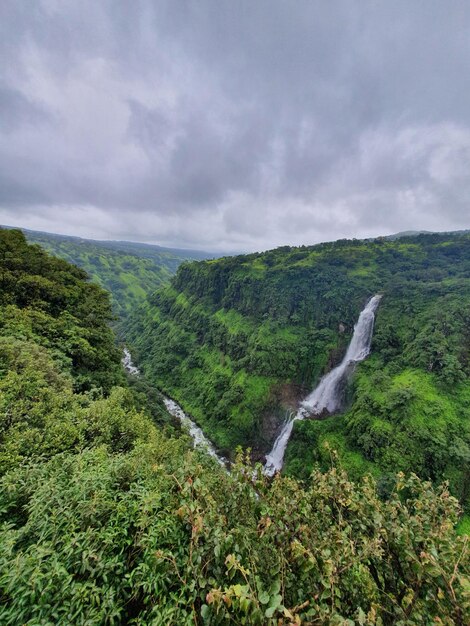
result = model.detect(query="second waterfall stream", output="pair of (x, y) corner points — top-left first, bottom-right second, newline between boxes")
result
(264, 294), (382, 476)
(122, 348), (226, 467)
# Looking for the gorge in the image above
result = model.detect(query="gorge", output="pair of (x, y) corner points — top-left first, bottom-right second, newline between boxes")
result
(1, 227), (469, 624)
(124, 291), (381, 477)
(125, 231), (470, 515)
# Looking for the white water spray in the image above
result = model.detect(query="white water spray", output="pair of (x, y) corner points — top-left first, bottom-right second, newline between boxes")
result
(122, 348), (226, 466)
(264, 295), (382, 476)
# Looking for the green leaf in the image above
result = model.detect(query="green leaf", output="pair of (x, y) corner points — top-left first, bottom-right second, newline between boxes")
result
(259, 591), (270, 605)
(357, 607), (366, 625)
(268, 594), (282, 609)
(265, 606), (276, 618)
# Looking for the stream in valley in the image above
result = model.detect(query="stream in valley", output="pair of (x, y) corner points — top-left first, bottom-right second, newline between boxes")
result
(122, 348), (226, 466)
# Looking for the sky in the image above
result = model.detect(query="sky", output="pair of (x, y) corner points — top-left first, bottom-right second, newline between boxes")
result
(1, 1), (470, 252)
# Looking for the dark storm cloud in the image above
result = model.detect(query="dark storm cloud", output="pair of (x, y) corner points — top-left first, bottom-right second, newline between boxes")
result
(1, 0), (470, 250)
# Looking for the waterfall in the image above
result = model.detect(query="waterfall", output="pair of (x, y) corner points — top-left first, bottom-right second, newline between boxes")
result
(122, 348), (226, 466)
(264, 294), (382, 476)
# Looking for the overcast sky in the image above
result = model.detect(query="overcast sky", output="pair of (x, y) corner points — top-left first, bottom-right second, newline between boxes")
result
(1, 1), (470, 252)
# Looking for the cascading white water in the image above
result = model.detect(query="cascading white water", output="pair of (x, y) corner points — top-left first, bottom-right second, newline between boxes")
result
(122, 348), (226, 466)
(122, 348), (140, 376)
(264, 294), (382, 476)
(162, 397), (227, 467)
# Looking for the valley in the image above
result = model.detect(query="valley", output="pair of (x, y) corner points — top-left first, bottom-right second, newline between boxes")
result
(18, 227), (213, 321)
(123, 232), (470, 522)
(1, 226), (469, 623)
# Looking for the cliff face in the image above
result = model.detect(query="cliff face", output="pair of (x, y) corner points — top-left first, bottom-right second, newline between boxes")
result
(125, 232), (470, 464)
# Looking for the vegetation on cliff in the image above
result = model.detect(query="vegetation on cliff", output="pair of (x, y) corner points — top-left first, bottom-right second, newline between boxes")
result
(125, 233), (470, 514)
(285, 248), (470, 517)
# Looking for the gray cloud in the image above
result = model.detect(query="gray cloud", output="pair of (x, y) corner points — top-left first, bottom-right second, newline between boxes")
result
(1, 0), (470, 251)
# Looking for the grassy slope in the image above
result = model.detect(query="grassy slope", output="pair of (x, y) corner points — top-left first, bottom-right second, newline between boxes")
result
(125, 232), (470, 513)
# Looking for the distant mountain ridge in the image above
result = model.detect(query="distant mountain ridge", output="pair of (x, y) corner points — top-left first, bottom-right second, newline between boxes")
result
(2, 225), (215, 260)
(385, 228), (470, 240)
(385, 229), (434, 239)
(2, 225), (216, 322)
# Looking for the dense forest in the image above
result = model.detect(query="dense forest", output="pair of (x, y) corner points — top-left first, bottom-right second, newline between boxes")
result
(1, 227), (469, 623)
(125, 233), (470, 522)
(21, 228), (212, 321)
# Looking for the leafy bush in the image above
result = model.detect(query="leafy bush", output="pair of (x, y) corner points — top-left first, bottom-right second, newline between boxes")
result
(1, 448), (468, 625)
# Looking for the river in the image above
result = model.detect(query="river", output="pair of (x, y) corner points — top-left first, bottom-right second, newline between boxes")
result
(122, 348), (226, 467)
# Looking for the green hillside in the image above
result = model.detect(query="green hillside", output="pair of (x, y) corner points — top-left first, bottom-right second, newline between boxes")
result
(0, 228), (468, 624)
(20, 228), (213, 321)
(125, 233), (470, 509)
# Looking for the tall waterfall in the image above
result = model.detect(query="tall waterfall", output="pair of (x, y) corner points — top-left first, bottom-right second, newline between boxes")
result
(264, 294), (382, 476)
(122, 348), (226, 466)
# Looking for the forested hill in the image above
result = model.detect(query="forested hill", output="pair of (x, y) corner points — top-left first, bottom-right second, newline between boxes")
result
(1, 227), (469, 623)
(17, 227), (214, 320)
(0, 228), (124, 395)
(125, 232), (470, 511)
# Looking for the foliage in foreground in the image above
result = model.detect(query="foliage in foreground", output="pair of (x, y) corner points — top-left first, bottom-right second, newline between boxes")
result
(0, 228), (178, 473)
(0, 228), (124, 392)
(1, 444), (469, 625)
